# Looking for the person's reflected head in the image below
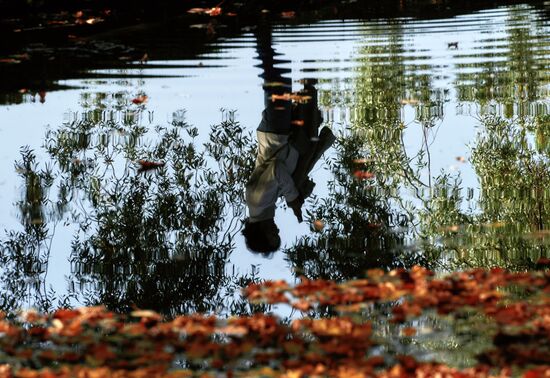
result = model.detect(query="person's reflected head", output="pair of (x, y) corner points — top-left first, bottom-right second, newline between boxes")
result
(242, 218), (280, 257)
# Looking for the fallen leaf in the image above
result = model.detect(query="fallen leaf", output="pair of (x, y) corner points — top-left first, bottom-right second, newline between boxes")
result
(130, 309), (162, 321)
(0, 58), (21, 64)
(400, 98), (419, 105)
(132, 95), (148, 105)
(482, 222), (505, 228)
(206, 7), (222, 16)
(263, 82), (288, 88)
(281, 11), (296, 19)
(137, 160), (165, 173)
(271, 93), (312, 103)
(54, 309), (80, 321)
(353, 170), (375, 180)
(85, 17), (103, 25)
(293, 299), (312, 312)
(187, 7), (222, 16)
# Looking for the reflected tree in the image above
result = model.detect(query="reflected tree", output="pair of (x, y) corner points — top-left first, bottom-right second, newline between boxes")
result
(286, 21), (449, 280)
(455, 5), (550, 118)
(419, 115), (550, 269)
(285, 133), (428, 281)
(0, 109), (263, 317)
(0, 147), (71, 313)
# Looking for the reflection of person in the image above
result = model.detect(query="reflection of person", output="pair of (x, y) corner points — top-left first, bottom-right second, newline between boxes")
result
(242, 24), (335, 256)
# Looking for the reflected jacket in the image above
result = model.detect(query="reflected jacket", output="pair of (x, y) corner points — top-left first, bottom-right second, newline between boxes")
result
(245, 131), (300, 223)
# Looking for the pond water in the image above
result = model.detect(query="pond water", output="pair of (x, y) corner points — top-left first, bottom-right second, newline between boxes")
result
(0, 1), (548, 328)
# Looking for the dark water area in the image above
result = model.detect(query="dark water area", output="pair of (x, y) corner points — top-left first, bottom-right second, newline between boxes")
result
(0, 1), (549, 366)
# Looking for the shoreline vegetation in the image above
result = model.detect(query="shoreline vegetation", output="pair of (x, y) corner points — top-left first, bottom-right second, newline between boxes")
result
(1, 0), (547, 58)
(0, 0), (547, 102)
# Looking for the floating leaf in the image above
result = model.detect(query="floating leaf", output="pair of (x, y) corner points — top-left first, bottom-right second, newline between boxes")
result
(206, 7), (222, 16)
(85, 17), (103, 25)
(400, 98), (419, 105)
(0, 58), (21, 64)
(271, 93), (312, 103)
(281, 11), (296, 19)
(137, 160), (165, 173)
(187, 7), (222, 16)
(130, 309), (162, 321)
(353, 170), (375, 180)
(132, 95), (148, 105)
(401, 327), (417, 337)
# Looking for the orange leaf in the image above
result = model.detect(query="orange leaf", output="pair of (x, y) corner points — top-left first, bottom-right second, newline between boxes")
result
(206, 7), (222, 16)
(54, 309), (80, 321)
(293, 299), (312, 312)
(353, 170), (375, 180)
(85, 17), (103, 25)
(402, 327), (416, 337)
(130, 309), (162, 321)
(281, 11), (296, 19)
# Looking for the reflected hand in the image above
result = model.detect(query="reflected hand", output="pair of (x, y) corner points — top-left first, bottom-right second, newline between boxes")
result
(287, 195), (304, 223)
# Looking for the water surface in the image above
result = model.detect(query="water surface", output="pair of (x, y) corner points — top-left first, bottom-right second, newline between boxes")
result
(0, 3), (548, 332)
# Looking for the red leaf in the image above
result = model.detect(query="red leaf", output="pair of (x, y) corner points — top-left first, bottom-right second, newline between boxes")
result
(132, 95), (148, 105)
(137, 160), (165, 173)
(281, 11), (296, 19)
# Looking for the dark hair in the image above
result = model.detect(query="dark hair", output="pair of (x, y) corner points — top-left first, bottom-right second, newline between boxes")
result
(242, 218), (280, 257)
